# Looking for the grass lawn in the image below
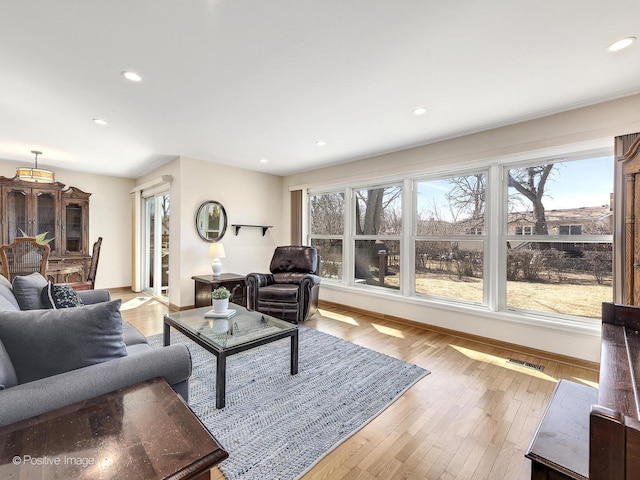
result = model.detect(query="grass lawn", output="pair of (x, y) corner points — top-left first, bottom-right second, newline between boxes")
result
(385, 272), (611, 319)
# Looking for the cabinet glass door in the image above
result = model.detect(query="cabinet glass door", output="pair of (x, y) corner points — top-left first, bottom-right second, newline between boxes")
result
(36, 192), (56, 252)
(6, 190), (28, 243)
(64, 202), (84, 253)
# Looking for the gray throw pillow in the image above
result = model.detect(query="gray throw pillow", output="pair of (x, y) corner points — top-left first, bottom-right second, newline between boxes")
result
(41, 282), (84, 309)
(0, 274), (19, 311)
(0, 339), (18, 390)
(0, 300), (127, 384)
(11, 272), (49, 310)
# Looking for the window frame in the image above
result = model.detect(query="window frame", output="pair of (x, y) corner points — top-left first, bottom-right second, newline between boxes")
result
(305, 145), (614, 328)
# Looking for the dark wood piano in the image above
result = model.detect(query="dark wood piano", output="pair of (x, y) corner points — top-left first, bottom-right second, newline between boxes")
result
(526, 302), (640, 479)
(590, 302), (640, 479)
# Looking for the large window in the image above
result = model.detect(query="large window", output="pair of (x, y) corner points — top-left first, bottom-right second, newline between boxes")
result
(504, 156), (613, 318)
(354, 184), (402, 289)
(309, 191), (344, 280)
(414, 173), (486, 304)
(306, 148), (614, 321)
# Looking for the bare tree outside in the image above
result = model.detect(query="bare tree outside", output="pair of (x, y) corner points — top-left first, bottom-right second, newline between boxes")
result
(507, 165), (554, 235)
(354, 186), (401, 284)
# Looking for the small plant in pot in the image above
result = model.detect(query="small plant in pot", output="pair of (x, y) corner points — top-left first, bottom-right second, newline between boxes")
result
(211, 287), (231, 313)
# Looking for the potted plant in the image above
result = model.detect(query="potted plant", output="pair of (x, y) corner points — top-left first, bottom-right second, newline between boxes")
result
(211, 287), (231, 313)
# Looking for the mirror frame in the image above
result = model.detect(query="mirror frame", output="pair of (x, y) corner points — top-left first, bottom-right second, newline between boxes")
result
(195, 200), (227, 242)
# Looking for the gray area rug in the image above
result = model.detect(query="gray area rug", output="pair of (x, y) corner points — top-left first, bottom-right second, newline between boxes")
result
(148, 326), (429, 480)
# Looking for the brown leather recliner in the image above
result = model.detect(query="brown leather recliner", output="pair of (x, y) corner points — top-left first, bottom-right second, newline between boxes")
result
(246, 246), (321, 324)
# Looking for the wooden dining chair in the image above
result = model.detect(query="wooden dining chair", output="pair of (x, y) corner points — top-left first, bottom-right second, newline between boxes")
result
(67, 237), (102, 290)
(0, 237), (50, 282)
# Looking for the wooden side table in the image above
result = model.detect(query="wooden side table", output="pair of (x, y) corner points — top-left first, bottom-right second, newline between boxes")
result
(192, 273), (247, 308)
(0, 378), (228, 480)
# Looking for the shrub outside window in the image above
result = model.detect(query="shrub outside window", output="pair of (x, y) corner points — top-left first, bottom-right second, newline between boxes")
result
(414, 173), (486, 304)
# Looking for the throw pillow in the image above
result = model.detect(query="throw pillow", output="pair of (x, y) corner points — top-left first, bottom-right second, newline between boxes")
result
(0, 275), (20, 311)
(0, 300), (127, 384)
(11, 272), (49, 310)
(41, 282), (84, 309)
(0, 340), (18, 390)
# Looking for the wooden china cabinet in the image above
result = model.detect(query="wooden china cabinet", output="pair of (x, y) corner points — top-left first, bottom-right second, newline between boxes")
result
(0, 175), (91, 283)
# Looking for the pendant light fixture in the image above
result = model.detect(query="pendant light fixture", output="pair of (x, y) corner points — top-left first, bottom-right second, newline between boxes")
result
(16, 150), (55, 183)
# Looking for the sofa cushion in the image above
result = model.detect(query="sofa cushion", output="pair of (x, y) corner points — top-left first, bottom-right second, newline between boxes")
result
(0, 299), (127, 384)
(0, 295), (19, 313)
(41, 282), (85, 309)
(11, 272), (49, 310)
(0, 274), (11, 291)
(122, 321), (148, 346)
(0, 339), (17, 390)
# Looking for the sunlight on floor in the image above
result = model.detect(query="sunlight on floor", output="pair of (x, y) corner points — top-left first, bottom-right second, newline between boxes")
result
(372, 323), (405, 338)
(120, 296), (158, 311)
(450, 344), (557, 381)
(318, 308), (360, 326)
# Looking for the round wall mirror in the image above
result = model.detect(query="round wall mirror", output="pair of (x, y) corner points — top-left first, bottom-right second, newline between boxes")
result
(195, 201), (227, 242)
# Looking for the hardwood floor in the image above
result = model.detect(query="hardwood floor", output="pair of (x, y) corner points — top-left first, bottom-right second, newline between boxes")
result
(114, 289), (599, 480)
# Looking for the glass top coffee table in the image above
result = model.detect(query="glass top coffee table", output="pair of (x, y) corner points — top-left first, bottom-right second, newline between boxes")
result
(164, 305), (298, 409)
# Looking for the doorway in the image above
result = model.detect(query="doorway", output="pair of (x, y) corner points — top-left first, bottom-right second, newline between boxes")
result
(143, 193), (170, 300)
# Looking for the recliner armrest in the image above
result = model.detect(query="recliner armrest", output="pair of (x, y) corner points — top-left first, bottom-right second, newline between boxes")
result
(246, 273), (274, 287)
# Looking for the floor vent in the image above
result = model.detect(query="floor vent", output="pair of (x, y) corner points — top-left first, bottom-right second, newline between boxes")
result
(507, 358), (545, 371)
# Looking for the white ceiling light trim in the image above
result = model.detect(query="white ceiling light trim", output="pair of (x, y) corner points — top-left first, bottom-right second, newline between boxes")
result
(92, 118), (108, 125)
(607, 36), (636, 52)
(121, 71), (142, 82)
(413, 107), (427, 116)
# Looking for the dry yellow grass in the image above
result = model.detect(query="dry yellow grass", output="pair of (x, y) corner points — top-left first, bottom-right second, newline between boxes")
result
(385, 273), (611, 319)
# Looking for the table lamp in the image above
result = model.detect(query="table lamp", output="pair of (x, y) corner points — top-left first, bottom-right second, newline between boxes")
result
(208, 243), (226, 277)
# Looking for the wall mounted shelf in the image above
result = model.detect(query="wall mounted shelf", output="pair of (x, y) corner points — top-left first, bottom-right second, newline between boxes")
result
(231, 224), (273, 236)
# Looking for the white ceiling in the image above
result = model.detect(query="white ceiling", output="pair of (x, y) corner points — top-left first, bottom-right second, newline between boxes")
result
(1, 0), (639, 178)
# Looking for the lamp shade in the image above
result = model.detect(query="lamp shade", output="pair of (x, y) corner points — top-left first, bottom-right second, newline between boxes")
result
(208, 243), (226, 258)
(17, 150), (55, 183)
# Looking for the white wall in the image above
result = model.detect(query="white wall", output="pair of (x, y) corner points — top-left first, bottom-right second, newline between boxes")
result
(137, 156), (284, 308)
(284, 93), (640, 362)
(0, 159), (134, 289)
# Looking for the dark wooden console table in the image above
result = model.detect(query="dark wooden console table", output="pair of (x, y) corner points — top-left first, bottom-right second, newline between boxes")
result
(192, 273), (247, 308)
(0, 377), (228, 480)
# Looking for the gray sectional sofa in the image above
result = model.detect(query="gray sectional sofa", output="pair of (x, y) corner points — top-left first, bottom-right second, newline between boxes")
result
(0, 273), (192, 427)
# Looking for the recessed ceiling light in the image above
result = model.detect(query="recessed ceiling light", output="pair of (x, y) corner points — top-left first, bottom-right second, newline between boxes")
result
(315, 140), (327, 147)
(92, 118), (108, 126)
(413, 107), (427, 116)
(260, 158), (268, 164)
(607, 36), (636, 52)
(121, 70), (142, 82)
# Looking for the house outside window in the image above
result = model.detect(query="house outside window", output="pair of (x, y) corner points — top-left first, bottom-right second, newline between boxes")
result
(558, 225), (582, 235)
(515, 226), (533, 235)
